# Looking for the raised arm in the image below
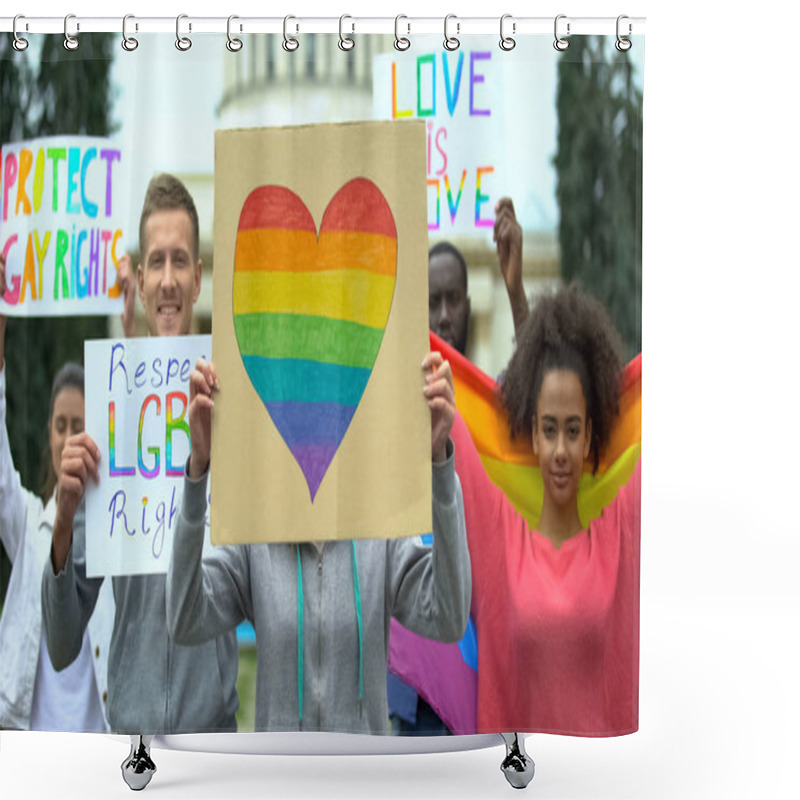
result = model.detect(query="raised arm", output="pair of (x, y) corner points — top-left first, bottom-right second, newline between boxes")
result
(493, 197), (528, 336)
(41, 432), (104, 671)
(166, 359), (251, 645)
(41, 506), (104, 670)
(0, 256), (37, 562)
(389, 352), (471, 642)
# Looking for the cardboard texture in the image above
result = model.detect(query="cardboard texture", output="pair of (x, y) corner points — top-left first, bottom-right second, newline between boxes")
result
(211, 120), (431, 544)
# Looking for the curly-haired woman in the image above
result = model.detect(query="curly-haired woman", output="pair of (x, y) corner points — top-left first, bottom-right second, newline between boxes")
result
(452, 282), (641, 736)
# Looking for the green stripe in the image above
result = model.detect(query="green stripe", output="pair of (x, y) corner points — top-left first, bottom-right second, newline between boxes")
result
(233, 312), (385, 369)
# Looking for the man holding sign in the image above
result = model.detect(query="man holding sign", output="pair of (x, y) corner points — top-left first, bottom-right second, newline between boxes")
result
(41, 175), (238, 787)
(165, 352), (470, 734)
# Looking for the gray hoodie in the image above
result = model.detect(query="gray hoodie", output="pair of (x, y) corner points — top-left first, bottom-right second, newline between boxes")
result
(167, 444), (470, 734)
(40, 507), (238, 734)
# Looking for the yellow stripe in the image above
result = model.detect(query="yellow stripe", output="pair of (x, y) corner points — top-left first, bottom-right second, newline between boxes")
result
(480, 442), (641, 529)
(232, 269), (395, 328)
(235, 229), (397, 276)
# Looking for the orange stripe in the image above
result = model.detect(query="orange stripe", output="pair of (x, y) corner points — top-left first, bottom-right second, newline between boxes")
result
(234, 229), (397, 277)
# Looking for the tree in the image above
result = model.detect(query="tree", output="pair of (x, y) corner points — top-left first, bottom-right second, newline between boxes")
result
(1, 34), (114, 606)
(554, 36), (643, 359)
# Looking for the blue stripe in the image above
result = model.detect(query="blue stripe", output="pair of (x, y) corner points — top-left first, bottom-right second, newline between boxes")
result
(241, 356), (371, 406)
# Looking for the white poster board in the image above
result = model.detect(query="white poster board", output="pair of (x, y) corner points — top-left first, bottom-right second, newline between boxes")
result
(372, 46), (504, 236)
(0, 135), (126, 316)
(84, 335), (212, 577)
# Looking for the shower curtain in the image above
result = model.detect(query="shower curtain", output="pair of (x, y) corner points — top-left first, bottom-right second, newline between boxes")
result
(0, 22), (643, 741)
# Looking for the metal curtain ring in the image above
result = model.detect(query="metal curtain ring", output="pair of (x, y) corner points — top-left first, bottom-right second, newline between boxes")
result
(339, 14), (354, 51)
(12, 14), (29, 51)
(553, 14), (570, 51)
(394, 14), (410, 51)
(227, 15), (243, 52)
(499, 14), (516, 51)
(63, 14), (79, 51)
(616, 15), (632, 51)
(122, 14), (139, 52)
(176, 14), (192, 51)
(283, 15), (299, 52)
(444, 14), (460, 51)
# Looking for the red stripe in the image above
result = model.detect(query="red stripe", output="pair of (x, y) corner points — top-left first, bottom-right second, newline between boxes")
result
(238, 186), (317, 233)
(320, 178), (397, 239)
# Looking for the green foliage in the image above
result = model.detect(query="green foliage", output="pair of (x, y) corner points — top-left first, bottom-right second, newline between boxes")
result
(554, 36), (643, 359)
(0, 35), (114, 605)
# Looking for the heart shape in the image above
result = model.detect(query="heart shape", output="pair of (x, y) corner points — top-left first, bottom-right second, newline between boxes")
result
(232, 178), (397, 501)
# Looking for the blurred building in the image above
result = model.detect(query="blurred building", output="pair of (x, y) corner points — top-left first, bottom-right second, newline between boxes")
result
(110, 33), (573, 375)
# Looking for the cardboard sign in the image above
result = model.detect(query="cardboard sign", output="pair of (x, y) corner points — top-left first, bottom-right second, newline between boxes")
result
(372, 49), (503, 235)
(212, 120), (432, 544)
(84, 335), (212, 577)
(0, 136), (125, 317)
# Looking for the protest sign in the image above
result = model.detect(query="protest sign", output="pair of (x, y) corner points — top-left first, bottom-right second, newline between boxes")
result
(211, 121), (431, 544)
(372, 46), (504, 235)
(84, 335), (212, 577)
(0, 135), (125, 317)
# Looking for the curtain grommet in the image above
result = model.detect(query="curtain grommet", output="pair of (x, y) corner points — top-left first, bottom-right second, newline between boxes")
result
(121, 14), (139, 52)
(63, 13), (79, 51)
(227, 15), (243, 52)
(394, 15), (411, 51)
(176, 14), (192, 51)
(283, 15), (299, 52)
(444, 14), (460, 52)
(616, 15), (632, 51)
(499, 14), (516, 51)
(553, 14), (570, 51)
(339, 14), (355, 51)
(12, 14), (29, 51)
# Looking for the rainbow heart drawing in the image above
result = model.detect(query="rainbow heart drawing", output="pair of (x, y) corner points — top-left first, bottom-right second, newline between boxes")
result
(232, 178), (397, 501)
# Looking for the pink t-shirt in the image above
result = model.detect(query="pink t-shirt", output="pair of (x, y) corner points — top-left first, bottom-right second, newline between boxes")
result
(451, 413), (640, 736)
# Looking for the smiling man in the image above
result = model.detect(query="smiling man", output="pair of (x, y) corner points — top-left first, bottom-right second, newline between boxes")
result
(41, 175), (237, 790)
(137, 179), (203, 337)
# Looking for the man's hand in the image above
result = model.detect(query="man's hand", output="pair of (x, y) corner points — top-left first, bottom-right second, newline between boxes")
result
(423, 351), (455, 463)
(115, 254), (137, 337)
(51, 433), (101, 573)
(188, 358), (218, 479)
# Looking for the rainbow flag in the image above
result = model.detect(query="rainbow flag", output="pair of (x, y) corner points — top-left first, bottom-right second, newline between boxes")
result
(388, 332), (642, 734)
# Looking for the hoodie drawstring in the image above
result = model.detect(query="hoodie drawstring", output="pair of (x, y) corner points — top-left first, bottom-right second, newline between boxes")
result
(296, 545), (304, 730)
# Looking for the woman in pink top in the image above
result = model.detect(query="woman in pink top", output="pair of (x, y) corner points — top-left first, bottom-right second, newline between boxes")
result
(451, 283), (640, 737)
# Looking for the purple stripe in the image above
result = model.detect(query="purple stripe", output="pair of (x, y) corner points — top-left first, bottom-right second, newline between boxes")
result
(388, 619), (477, 735)
(289, 443), (339, 501)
